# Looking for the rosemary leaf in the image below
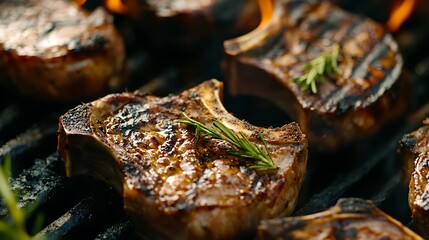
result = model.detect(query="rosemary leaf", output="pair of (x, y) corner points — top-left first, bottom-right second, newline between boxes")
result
(293, 44), (341, 94)
(177, 113), (277, 170)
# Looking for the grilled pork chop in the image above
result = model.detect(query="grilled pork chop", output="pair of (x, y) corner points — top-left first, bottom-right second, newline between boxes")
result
(223, 0), (407, 151)
(257, 198), (423, 240)
(0, 0), (125, 102)
(58, 79), (308, 239)
(398, 123), (429, 239)
(121, 0), (259, 48)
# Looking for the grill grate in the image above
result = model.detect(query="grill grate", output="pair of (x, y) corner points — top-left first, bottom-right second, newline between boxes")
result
(0, 0), (428, 239)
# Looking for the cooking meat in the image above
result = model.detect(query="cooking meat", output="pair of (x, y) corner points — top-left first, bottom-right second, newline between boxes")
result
(121, 0), (260, 48)
(0, 0), (125, 102)
(223, 0), (408, 151)
(58, 79), (308, 239)
(257, 198), (423, 240)
(123, 0), (250, 18)
(398, 122), (429, 239)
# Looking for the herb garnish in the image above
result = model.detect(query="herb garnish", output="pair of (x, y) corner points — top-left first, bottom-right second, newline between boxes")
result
(0, 156), (44, 240)
(177, 113), (277, 170)
(293, 44), (341, 94)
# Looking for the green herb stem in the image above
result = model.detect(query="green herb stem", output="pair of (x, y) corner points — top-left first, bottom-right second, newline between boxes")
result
(177, 113), (277, 170)
(293, 44), (341, 94)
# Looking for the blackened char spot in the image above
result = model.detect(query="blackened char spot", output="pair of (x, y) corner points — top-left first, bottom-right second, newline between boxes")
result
(399, 134), (417, 152)
(69, 31), (108, 54)
(200, 154), (210, 163)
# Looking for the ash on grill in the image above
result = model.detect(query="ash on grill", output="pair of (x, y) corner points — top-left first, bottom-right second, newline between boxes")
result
(0, 0), (428, 239)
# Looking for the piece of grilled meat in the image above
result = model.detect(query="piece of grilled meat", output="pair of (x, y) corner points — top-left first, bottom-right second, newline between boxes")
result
(58, 79), (308, 239)
(398, 123), (429, 239)
(121, 0), (260, 48)
(223, 0), (407, 151)
(0, 0), (125, 102)
(257, 198), (423, 240)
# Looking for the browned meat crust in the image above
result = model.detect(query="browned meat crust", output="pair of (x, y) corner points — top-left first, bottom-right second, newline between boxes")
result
(125, 0), (229, 18)
(398, 124), (429, 239)
(58, 79), (308, 239)
(257, 198), (423, 240)
(0, 0), (125, 102)
(121, 0), (260, 48)
(223, 0), (408, 151)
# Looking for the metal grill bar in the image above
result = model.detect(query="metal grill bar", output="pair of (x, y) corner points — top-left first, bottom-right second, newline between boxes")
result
(37, 191), (124, 240)
(0, 118), (57, 168)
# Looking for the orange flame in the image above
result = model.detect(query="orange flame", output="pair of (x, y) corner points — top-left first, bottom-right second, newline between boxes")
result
(386, 0), (416, 32)
(104, 0), (128, 14)
(75, 0), (86, 6)
(75, 0), (127, 14)
(257, 0), (273, 28)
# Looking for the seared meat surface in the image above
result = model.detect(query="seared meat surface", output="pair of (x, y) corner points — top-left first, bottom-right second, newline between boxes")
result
(58, 80), (308, 239)
(122, 0), (259, 48)
(223, 0), (407, 151)
(398, 123), (429, 239)
(0, 0), (125, 102)
(257, 198), (423, 240)
(125, 0), (229, 18)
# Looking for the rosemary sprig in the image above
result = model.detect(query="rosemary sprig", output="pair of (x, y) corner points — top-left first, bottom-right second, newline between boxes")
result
(0, 157), (44, 240)
(177, 113), (277, 170)
(293, 44), (341, 94)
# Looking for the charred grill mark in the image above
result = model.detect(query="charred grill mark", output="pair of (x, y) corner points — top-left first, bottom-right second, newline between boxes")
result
(317, 34), (401, 113)
(349, 36), (390, 84)
(295, 4), (345, 47)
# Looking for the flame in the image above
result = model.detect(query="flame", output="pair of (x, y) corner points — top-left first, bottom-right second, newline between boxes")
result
(104, 0), (128, 14)
(386, 0), (416, 32)
(75, 0), (127, 14)
(75, 0), (86, 6)
(257, 0), (273, 28)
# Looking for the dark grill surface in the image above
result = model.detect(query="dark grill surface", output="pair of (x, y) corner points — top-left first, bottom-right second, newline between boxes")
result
(1, 0), (429, 239)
